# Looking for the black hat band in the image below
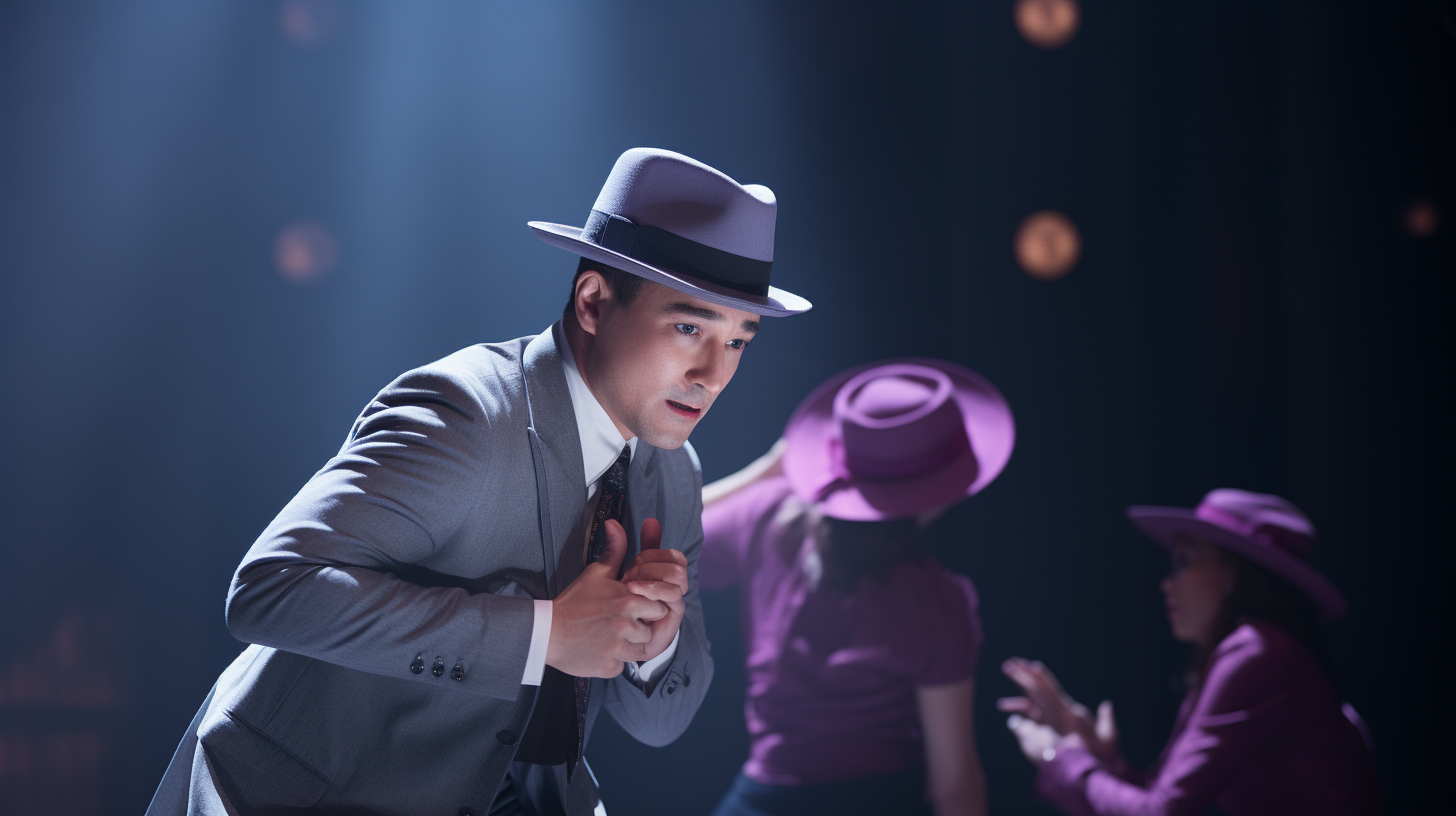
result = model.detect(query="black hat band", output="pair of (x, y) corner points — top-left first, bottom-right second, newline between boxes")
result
(584, 209), (772, 298)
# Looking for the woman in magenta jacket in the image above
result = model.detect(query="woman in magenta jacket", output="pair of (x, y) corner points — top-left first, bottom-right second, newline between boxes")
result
(1002, 489), (1381, 815)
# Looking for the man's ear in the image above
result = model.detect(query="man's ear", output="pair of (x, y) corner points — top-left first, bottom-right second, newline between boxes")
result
(573, 269), (612, 337)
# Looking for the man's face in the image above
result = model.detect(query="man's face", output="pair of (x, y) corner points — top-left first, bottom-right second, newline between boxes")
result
(581, 277), (760, 450)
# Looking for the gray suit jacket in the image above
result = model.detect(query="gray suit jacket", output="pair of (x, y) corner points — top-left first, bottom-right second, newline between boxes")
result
(146, 327), (713, 816)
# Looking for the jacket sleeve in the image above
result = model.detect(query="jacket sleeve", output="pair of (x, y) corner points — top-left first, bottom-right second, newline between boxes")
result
(1038, 631), (1294, 816)
(225, 366), (536, 702)
(601, 446), (714, 746)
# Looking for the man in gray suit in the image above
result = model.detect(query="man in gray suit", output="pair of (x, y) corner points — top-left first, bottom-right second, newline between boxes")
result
(146, 148), (812, 816)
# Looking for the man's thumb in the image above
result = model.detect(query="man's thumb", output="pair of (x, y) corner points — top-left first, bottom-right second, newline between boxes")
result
(596, 518), (628, 572)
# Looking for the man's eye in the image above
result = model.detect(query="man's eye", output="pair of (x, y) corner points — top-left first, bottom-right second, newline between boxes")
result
(675, 324), (700, 336)
(727, 339), (747, 350)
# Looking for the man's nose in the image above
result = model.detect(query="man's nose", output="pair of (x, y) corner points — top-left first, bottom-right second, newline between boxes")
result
(687, 348), (730, 394)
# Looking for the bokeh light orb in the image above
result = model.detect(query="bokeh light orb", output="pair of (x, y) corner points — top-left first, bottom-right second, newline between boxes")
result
(1014, 210), (1082, 280)
(1405, 199), (1439, 237)
(275, 221), (338, 284)
(1015, 0), (1081, 50)
(279, 0), (340, 45)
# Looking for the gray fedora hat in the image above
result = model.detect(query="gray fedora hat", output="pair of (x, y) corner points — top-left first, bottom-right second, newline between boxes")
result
(530, 148), (812, 317)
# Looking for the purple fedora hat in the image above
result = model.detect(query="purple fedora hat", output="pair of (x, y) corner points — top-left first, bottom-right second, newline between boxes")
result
(1128, 489), (1347, 620)
(782, 359), (1015, 521)
(529, 148), (811, 317)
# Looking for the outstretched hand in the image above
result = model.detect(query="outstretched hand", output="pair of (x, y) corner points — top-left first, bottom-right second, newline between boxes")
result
(1007, 713), (1063, 765)
(546, 519), (670, 678)
(621, 517), (687, 662)
(998, 657), (1119, 764)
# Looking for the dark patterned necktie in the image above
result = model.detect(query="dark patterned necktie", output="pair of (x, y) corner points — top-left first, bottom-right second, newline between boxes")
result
(571, 445), (630, 775)
(516, 445), (630, 780)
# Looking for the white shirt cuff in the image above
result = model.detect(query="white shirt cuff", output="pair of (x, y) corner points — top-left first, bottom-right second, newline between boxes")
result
(521, 599), (552, 685)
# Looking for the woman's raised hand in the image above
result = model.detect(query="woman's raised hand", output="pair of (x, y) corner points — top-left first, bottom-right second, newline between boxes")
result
(998, 657), (1120, 764)
(998, 657), (1087, 732)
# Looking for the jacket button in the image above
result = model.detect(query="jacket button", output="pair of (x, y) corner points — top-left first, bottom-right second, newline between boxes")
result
(409, 653), (424, 674)
(451, 659), (465, 681)
(496, 729), (517, 746)
(431, 656), (445, 677)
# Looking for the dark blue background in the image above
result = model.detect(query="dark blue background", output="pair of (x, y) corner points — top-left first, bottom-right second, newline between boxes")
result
(1, 2), (1450, 814)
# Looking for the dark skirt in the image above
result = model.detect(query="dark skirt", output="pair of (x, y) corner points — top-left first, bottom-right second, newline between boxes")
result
(709, 766), (934, 816)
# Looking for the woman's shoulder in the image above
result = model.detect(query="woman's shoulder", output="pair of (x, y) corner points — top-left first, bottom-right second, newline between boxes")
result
(885, 557), (981, 620)
(1211, 620), (1312, 668)
(1202, 621), (1322, 705)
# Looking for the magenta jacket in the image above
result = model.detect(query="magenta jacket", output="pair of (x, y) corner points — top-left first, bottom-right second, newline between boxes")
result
(1039, 621), (1381, 816)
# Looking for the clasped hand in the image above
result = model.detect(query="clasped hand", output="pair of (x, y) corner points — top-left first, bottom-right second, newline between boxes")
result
(545, 517), (688, 679)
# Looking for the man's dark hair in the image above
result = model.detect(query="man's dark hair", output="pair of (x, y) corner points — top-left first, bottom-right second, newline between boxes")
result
(563, 257), (645, 318)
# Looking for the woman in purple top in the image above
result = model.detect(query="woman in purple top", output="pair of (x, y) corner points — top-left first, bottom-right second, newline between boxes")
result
(700, 359), (1016, 816)
(1001, 489), (1382, 815)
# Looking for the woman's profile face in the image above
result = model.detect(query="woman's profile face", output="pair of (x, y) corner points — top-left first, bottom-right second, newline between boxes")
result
(1160, 536), (1235, 647)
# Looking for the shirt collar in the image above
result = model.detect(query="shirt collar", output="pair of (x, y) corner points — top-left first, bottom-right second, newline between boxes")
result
(552, 322), (637, 487)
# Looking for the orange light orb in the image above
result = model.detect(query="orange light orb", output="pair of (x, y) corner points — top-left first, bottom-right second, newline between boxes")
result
(275, 221), (338, 283)
(1405, 200), (1439, 237)
(1014, 210), (1081, 280)
(1015, 0), (1081, 50)
(279, 0), (339, 45)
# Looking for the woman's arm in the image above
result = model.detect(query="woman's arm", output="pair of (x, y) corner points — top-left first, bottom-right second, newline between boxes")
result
(702, 438), (785, 508)
(1033, 630), (1294, 816)
(918, 678), (988, 816)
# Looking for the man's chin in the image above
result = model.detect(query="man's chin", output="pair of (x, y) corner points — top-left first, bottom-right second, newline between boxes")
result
(632, 418), (697, 450)
(635, 428), (690, 450)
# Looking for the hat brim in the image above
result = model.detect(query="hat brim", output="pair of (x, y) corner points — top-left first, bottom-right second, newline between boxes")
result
(1127, 506), (1347, 620)
(782, 358), (1015, 521)
(529, 221), (811, 317)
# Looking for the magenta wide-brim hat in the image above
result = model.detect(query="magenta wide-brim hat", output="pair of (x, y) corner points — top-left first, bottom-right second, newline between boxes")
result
(1127, 506), (1347, 620)
(782, 358), (1015, 521)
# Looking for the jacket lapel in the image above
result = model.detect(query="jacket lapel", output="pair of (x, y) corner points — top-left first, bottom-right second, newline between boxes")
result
(522, 325), (587, 597)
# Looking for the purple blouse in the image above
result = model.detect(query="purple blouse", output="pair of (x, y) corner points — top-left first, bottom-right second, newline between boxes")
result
(1039, 621), (1381, 816)
(701, 477), (982, 786)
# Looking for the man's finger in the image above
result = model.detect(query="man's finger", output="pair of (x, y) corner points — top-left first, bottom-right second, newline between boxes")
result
(622, 562), (688, 590)
(622, 618), (654, 645)
(629, 548), (687, 567)
(613, 643), (648, 664)
(626, 580), (685, 605)
(640, 517), (663, 551)
(624, 595), (670, 622)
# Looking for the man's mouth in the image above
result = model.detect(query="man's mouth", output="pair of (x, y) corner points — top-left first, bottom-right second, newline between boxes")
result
(665, 399), (702, 418)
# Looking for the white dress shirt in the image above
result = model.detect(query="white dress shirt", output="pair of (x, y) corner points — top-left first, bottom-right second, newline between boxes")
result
(519, 324), (680, 688)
